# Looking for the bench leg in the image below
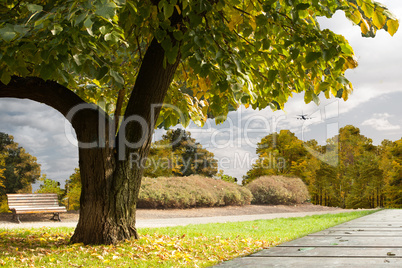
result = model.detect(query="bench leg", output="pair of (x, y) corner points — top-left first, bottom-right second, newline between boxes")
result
(11, 212), (21, 224)
(50, 213), (61, 222)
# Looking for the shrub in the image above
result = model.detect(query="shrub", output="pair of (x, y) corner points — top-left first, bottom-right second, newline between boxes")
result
(246, 176), (310, 205)
(138, 175), (252, 209)
(0, 196), (9, 213)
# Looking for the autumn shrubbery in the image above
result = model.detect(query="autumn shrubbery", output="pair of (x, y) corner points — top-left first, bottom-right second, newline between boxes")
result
(0, 196), (9, 213)
(245, 176), (310, 205)
(138, 176), (253, 209)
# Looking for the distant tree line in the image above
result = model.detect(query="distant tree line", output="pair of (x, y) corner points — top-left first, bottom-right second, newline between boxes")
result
(243, 125), (402, 209)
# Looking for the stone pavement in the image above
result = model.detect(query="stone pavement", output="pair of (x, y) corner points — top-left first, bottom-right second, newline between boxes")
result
(216, 209), (402, 267)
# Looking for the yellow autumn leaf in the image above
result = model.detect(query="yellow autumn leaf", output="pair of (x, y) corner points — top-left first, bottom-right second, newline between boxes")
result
(227, 20), (235, 31)
(387, 19), (399, 36)
(175, 5), (181, 15)
(360, 19), (369, 34)
(361, 1), (374, 18)
(198, 77), (208, 92)
(324, 88), (330, 98)
(92, 79), (101, 87)
(249, 17), (256, 31)
(344, 55), (358, 69)
(348, 1), (357, 9)
(372, 10), (386, 29)
(342, 90), (349, 101)
(227, 13), (243, 31)
(349, 10), (362, 25)
(195, 91), (203, 100)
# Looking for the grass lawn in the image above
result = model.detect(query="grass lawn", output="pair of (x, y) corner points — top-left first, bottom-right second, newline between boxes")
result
(0, 210), (376, 267)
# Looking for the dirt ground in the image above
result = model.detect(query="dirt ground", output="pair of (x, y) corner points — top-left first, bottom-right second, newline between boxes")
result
(0, 203), (346, 223)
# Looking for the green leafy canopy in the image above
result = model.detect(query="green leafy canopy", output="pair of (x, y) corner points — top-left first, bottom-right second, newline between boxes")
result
(0, 0), (399, 127)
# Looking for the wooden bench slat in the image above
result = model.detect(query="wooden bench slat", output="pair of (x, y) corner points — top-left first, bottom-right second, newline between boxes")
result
(6, 193), (67, 223)
(9, 201), (59, 205)
(12, 207), (67, 212)
(8, 198), (59, 201)
(7, 193), (57, 196)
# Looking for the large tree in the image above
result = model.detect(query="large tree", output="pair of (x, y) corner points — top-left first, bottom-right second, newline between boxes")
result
(152, 128), (218, 177)
(0, 133), (41, 195)
(242, 130), (309, 184)
(0, 0), (398, 244)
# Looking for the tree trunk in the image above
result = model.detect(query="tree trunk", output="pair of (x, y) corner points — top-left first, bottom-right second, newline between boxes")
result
(70, 38), (180, 245)
(70, 147), (141, 244)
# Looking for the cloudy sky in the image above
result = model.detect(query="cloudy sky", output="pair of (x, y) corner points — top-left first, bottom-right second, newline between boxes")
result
(1, 1), (401, 189)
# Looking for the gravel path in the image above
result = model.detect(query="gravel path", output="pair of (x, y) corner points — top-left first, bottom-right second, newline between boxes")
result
(135, 209), (368, 228)
(0, 205), (371, 229)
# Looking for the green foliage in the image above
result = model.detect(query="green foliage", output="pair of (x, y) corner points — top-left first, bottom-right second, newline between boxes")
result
(0, 132), (41, 196)
(245, 175), (310, 205)
(64, 169), (82, 211)
(0, 0), (398, 127)
(384, 139), (402, 208)
(138, 176), (252, 209)
(0, 196), (8, 213)
(216, 170), (237, 184)
(143, 139), (175, 178)
(35, 174), (65, 203)
(144, 129), (218, 178)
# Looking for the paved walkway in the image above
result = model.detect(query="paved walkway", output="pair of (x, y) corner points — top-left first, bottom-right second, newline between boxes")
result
(216, 209), (402, 267)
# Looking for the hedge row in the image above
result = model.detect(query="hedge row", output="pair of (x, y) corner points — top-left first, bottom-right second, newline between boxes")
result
(1, 175), (310, 211)
(138, 176), (253, 209)
(137, 175), (310, 209)
(245, 175), (310, 205)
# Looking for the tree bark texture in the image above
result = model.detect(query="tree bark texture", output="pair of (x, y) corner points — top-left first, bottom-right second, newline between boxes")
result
(0, 37), (181, 244)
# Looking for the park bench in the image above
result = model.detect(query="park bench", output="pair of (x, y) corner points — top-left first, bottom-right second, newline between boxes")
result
(6, 193), (67, 223)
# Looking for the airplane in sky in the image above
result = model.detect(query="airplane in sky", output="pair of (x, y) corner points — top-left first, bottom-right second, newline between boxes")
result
(296, 113), (313, 120)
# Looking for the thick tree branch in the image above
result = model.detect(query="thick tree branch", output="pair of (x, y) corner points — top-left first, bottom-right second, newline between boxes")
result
(0, 76), (84, 117)
(119, 38), (180, 155)
(0, 76), (109, 144)
(114, 88), (126, 133)
(117, 5), (183, 159)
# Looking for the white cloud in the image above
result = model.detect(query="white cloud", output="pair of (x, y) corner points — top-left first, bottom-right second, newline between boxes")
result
(362, 113), (401, 131)
(0, 99), (79, 186)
